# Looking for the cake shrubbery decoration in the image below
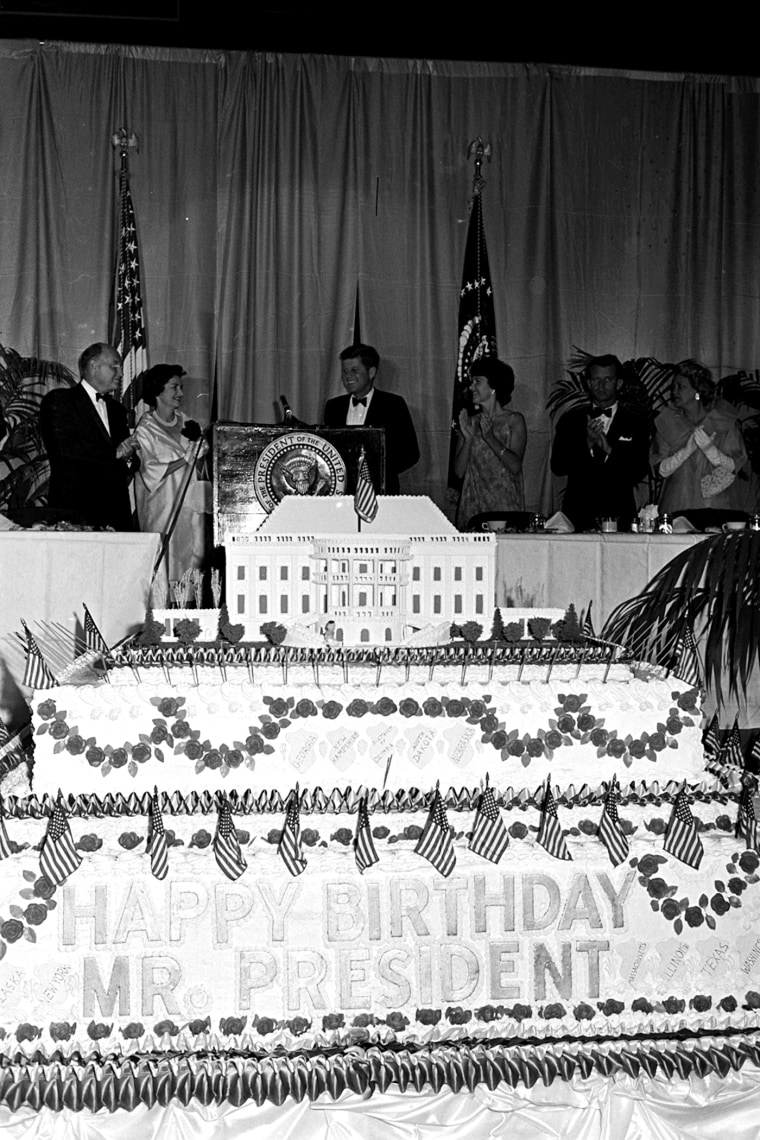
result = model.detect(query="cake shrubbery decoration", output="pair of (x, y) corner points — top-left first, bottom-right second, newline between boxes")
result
(260, 621), (287, 646)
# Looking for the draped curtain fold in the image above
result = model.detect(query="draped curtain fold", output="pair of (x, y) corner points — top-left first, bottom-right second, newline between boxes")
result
(1, 41), (759, 513)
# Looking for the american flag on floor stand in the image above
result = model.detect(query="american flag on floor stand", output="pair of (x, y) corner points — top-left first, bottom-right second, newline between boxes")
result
(147, 788), (169, 880)
(663, 783), (704, 869)
(354, 795), (379, 873)
(737, 778), (759, 852)
(469, 779), (509, 864)
(415, 784), (456, 877)
(582, 601), (595, 639)
(83, 604), (109, 655)
(597, 777), (629, 866)
(279, 788), (307, 876)
(354, 447), (378, 525)
(21, 620), (57, 690)
(39, 799), (82, 886)
(673, 623), (703, 689)
(447, 162), (497, 490)
(537, 781), (572, 861)
(214, 796), (248, 880)
(113, 142), (147, 415)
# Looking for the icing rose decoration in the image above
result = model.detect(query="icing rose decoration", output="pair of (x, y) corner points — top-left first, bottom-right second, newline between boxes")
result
(422, 697), (443, 717)
(509, 1003), (532, 1020)
(87, 1021), (113, 1040)
(740, 851), (760, 873)
(37, 700), (56, 719)
(118, 832), (142, 850)
(65, 735), (86, 755)
(110, 748), (128, 768)
(445, 1006), (472, 1025)
(50, 721), (69, 740)
(415, 1008), (442, 1025)
(574, 1003), (595, 1020)
(718, 996), (737, 1012)
(0, 919), (24, 943)
(322, 1013), (345, 1031)
(321, 701), (341, 720)
(172, 719), (191, 738)
(385, 1011), (409, 1031)
(220, 1016), (246, 1035)
(684, 906), (704, 927)
(33, 877), (55, 899)
(76, 834), (102, 852)
(49, 1021), (76, 1041)
(188, 1017), (211, 1035)
(288, 1017), (311, 1036)
(86, 747), (105, 767)
(294, 699), (317, 718)
(255, 1017), (275, 1035)
(16, 1024), (42, 1042)
(346, 699), (369, 718)
(121, 1023), (145, 1040)
(399, 698), (421, 718)
(374, 697), (397, 717)
(154, 1019), (180, 1036)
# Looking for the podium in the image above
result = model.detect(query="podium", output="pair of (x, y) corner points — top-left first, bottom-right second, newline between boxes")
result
(212, 423), (386, 544)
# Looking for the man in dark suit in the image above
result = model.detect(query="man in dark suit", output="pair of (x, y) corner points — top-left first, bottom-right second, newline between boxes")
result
(550, 354), (650, 530)
(323, 343), (419, 494)
(40, 342), (136, 529)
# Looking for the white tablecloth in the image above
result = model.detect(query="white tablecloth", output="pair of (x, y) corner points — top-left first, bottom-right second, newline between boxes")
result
(0, 531), (160, 725)
(495, 532), (708, 629)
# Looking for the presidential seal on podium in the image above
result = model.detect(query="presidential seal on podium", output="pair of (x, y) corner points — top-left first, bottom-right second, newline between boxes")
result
(253, 432), (347, 512)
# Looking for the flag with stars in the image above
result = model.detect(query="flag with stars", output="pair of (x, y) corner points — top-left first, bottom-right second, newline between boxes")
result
(447, 189), (497, 488)
(738, 780), (759, 852)
(597, 779), (629, 866)
(354, 796), (379, 873)
(702, 712), (720, 762)
(354, 447), (378, 524)
(537, 782), (572, 861)
(279, 791), (307, 876)
(39, 800), (82, 885)
(0, 796), (12, 860)
(582, 601), (596, 639)
(114, 149), (147, 413)
(213, 797), (247, 880)
(83, 604), (109, 655)
(147, 789), (169, 880)
(469, 783), (509, 864)
(721, 717), (745, 768)
(415, 787), (456, 877)
(663, 785), (704, 869)
(21, 621), (56, 690)
(673, 624), (702, 689)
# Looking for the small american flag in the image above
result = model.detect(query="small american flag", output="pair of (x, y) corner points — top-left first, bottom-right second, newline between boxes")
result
(213, 797), (248, 881)
(83, 604), (109, 655)
(0, 808), (12, 860)
(702, 712), (720, 761)
(279, 791), (307, 876)
(21, 621), (56, 690)
(663, 785), (703, 869)
(469, 783), (509, 864)
(39, 800), (82, 886)
(354, 447), (378, 524)
(737, 781), (759, 852)
(354, 796), (379, 873)
(597, 779), (629, 866)
(673, 624), (702, 690)
(147, 789), (169, 880)
(721, 717), (744, 768)
(537, 782), (572, 861)
(114, 148), (147, 412)
(415, 787), (456, 877)
(581, 601), (595, 638)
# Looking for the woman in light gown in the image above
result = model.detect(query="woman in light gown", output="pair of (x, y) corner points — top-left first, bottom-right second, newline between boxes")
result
(133, 364), (210, 589)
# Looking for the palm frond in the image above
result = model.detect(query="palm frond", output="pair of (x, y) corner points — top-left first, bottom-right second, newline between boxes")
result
(602, 533), (760, 706)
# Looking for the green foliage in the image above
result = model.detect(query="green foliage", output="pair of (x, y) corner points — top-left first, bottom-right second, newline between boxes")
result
(502, 621), (525, 643)
(174, 618), (201, 646)
(260, 621), (287, 646)
(217, 602), (244, 644)
(528, 617), (552, 642)
(136, 609), (165, 647)
(490, 608), (505, 642)
(553, 604), (584, 644)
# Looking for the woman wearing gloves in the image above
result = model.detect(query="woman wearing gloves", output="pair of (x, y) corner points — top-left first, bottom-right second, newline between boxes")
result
(651, 360), (746, 514)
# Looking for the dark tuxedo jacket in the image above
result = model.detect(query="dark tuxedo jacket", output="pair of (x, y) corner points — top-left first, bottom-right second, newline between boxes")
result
(323, 388), (420, 494)
(40, 383), (133, 529)
(550, 403), (650, 530)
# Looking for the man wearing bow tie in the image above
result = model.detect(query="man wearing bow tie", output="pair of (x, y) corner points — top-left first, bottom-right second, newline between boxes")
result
(40, 342), (137, 529)
(323, 343), (419, 493)
(550, 354), (650, 530)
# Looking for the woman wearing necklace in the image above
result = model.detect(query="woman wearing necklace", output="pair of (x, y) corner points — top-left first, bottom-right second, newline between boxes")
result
(651, 359), (746, 515)
(133, 364), (210, 590)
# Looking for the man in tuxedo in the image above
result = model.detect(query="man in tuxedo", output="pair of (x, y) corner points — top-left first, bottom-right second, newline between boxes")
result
(550, 354), (650, 530)
(323, 343), (419, 493)
(40, 343), (136, 529)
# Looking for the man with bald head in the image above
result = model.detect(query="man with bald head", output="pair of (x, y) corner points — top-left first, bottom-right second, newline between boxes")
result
(40, 342), (136, 529)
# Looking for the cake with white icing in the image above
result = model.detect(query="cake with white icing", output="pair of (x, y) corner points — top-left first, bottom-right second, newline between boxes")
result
(2, 496), (757, 1111)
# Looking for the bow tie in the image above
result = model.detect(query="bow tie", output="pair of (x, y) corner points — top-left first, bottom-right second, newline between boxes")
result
(351, 396), (367, 407)
(96, 392), (107, 402)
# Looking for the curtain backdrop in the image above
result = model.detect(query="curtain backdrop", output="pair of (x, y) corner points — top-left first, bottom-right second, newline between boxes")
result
(1, 41), (759, 514)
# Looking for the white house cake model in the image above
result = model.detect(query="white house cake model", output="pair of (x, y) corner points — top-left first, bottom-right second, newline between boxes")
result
(224, 495), (499, 644)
